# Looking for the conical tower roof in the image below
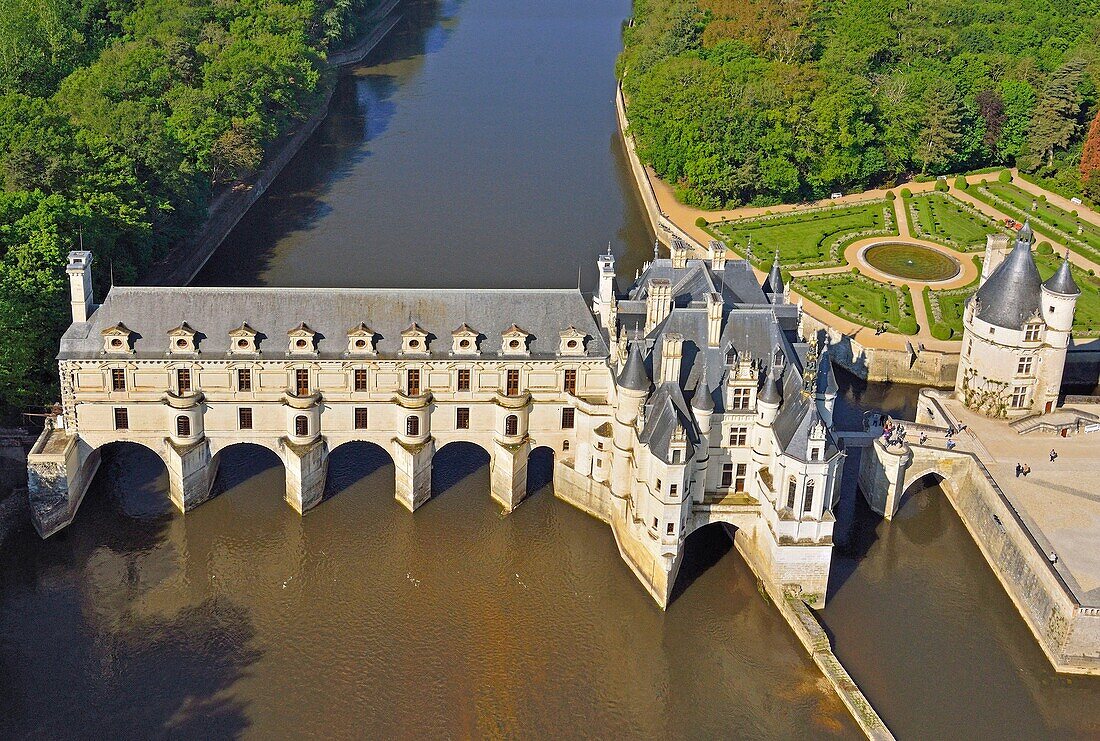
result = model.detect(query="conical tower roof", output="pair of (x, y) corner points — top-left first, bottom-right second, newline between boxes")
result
(1043, 254), (1080, 296)
(759, 366), (782, 405)
(691, 370), (714, 412)
(763, 251), (784, 295)
(617, 342), (651, 391)
(973, 232), (1042, 330)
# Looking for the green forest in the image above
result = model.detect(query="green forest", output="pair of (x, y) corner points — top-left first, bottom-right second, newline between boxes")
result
(619, 0), (1100, 209)
(0, 0), (381, 414)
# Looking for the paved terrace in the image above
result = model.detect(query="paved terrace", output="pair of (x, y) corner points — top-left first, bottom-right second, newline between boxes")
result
(919, 396), (1100, 606)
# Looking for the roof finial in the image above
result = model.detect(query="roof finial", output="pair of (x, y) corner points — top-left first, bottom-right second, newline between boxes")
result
(606, 241), (613, 256)
(653, 238), (660, 261)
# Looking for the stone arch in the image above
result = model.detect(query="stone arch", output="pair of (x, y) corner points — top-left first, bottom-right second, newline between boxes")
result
(669, 521), (738, 604)
(77, 439), (171, 524)
(526, 445), (556, 496)
(208, 441), (285, 500)
(324, 439), (395, 501)
(432, 440), (491, 498)
(899, 469), (947, 512)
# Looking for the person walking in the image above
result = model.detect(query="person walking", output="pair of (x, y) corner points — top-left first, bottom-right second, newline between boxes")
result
(1050, 449), (1058, 463)
(1016, 463), (1022, 478)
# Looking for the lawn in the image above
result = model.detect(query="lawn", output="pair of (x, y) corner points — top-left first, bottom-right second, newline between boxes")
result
(709, 200), (897, 270)
(924, 253), (1100, 339)
(973, 180), (1100, 263)
(794, 272), (918, 335)
(905, 192), (1009, 251)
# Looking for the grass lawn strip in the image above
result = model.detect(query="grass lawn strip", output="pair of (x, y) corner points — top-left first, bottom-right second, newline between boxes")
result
(795, 272), (918, 335)
(708, 200), (897, 271)
(972, 181), (1100, 264)
(905, 191), (1010, 251)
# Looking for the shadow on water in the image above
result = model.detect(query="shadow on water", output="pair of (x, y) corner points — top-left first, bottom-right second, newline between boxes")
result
(0, 446), (260, 738)
(431, 441), (490, 499)
(668, 523), (736, 605)
(209, 443), (284, 499)
(525, 446), (554, 495)
(324, 440), (395, 501)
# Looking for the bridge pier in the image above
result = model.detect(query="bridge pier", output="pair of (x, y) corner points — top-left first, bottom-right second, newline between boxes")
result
(393, 438), (433, 512)
(490, 439), (529, 512)
(26, 430), (97, 538)
(858, 437), (912, 519)
(283, 437), (329, 514)
(166, 438), (218, 513)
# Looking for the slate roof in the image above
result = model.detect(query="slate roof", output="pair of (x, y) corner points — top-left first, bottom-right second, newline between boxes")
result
(973, 236), (1042, 330)
(617, 342), (652, 391)
(639, 382), (698, 463)
(60, 286), (608, 359)
(1043, 256), (1080, 296)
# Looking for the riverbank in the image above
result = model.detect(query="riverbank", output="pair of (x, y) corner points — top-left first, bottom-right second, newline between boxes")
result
(141, 0), (404, 287)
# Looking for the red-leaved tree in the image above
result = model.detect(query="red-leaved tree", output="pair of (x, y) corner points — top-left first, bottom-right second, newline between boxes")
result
(1081, 108), (1100, 201)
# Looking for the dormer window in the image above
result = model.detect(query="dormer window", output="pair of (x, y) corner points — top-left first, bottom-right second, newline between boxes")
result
(347, 323), (376, 355)
(452, 323), (480, 355)
(288, 323), (318, 355)
(167, 322), (198, 354)
(401, 323), (430, 355)
(502, 324), (531, 356)
(558, 326), (587, 356)
(102, 323), (134, 354)
(229, 323), (260, 355)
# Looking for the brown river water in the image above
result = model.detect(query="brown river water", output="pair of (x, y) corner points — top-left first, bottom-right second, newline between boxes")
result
(4, 0), (1100, 737)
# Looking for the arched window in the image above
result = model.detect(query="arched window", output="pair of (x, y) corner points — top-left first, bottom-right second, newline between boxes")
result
(505, 414), (518, 437)
(295, 415), (309, 436)
(803, 480), (815, 514)
(786, 478), (797, 510)
(176, 415), (191, 437)
(562, 440), (570, 451)
(406, 415), (420, 436)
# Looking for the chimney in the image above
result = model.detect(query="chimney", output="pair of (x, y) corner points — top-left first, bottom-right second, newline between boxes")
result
(595, 247), (616, 328)
(709, 240), (727, 271)
(67, 251), (94, 323)
(645, 278), (672, 333)
(670, 238), (689, 269)
(980, 234), (1011, 284)
(706, 292), (722, 347)
(660, 333), (683, 384)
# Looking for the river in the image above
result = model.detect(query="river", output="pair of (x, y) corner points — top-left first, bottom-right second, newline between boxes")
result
(4, 0), (1100, 737)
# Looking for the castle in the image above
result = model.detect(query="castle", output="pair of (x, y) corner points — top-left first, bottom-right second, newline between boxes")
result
(28, 239), (844, 607)
(956, 223), (1080, 418)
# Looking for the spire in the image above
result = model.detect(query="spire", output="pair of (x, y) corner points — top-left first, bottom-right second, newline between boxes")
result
(763, 249), (784, 296)
(759, 366), (781, 405)
(1043, 253), (1080, 296)
(691, 366), (714, 411)
(617, 341), (651, 391)
(1018, 220), (1033, 245)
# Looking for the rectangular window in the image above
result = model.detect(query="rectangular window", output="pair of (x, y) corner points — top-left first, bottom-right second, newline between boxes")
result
(407, 369), (420, 396)
(666, 522), (675, 535)
(506, 369), (520, 396)
(561, 407), (575, 429)
(669, 484), (678, 498)
(672, 449), (682, 464)
(176, 416), (191, 437)
(728, 427), (747, 446)
(652, 517), (658, 530)
(721, 463), (733, 488)
(113, 407), (128, 430)
(237, 368), (251, 392)
(804, 481), (815, 514)
(111, 368), (126, 392)
(295, 416), (309, 437)
(730, 387), (751, 410)
(735, 463), (747, 492)
(1011, 386), (1029, 409)
(354, 407), (369, 430)
(239, 407), (253, 430)
(655, 478), (662, 493)
(177, 368), (191, 393)
(457, 369), (471, 392)
(354, 369), (368, 392)
(1017, 356), (1033, 376)
(295, 369), (309, 396)
(1024, 324), (1041, 342)
(811, 447), (820, 461)
(456, 407), (470, 430)
(564, 369), (577, 395)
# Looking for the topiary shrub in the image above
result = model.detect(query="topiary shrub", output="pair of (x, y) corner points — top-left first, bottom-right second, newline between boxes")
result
(886, 191), (896, 200)
(900, 188), (912, 199)
(695, 216), (707, 228)
(934, 179), (949, 192)
(930, 324), (954, 341)
(954, 176), (968, 191)
(999, 170), (1013, 183)
(1037, 242), (1053, 255)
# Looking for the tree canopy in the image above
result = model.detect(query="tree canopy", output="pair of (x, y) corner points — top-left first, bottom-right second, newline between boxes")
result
(0, 0), (383, 413)
(619, 0), (1100, 209)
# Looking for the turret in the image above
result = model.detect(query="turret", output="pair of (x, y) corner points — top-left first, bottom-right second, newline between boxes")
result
(67, 251), (94, 323)
(615, 342), (651, 422)
(816, 343), (839, 427)
(757, 366), (781, 427)
(762, 250), (785, 305)
(691, 370), (714, 443)
(1041, 253), (1080, 334)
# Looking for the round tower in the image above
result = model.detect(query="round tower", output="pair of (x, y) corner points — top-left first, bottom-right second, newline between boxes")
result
(611, 342), (651, 498)
(1041, 253), (1080, 334)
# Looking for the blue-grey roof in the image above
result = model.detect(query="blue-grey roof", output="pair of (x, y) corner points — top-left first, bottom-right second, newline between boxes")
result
(1043, 256), (1080, 296)
(763, 254), (784, 297)
(617, 342), (652, 391)
(60, 286), (609, 360)
(639, 382), (698, 463)
(974, 237), (1042, 330)
(691, 368), (714, 411)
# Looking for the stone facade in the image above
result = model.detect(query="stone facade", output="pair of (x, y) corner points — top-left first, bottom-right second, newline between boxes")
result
(28, 244), (845, 608)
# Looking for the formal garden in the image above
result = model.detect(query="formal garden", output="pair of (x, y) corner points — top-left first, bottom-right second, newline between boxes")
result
(973, 174), (1100, 264)
(793, 272), (918, 335)
(707, 199), (897, 271)
(903, 190), (1011, 251)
